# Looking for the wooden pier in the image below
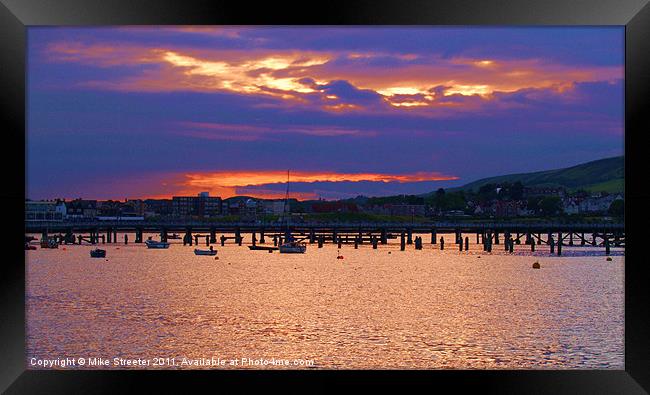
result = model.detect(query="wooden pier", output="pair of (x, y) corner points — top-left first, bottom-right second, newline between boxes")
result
(26, 221), (625, 255)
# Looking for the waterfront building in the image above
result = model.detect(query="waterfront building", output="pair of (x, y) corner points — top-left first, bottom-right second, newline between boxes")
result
(65, 199), (98, 219)
(144, 199), (173, 217)
(261, 200), (286, 215)
(172, 192), (222, 218)
(25, 199), (66, 221)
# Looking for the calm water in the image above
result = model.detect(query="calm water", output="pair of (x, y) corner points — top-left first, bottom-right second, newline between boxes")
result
(26, 233), (624, 369)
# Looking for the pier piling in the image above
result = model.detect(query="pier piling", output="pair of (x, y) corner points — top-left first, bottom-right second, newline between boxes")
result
(550, 237), (555, 254)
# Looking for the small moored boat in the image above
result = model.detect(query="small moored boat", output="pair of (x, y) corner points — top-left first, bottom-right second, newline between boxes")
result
(90, 248), (106, 258)
(194, 247), (217, 256)
(145, 238), (170, 249)
(40, 239), (59, 249)
(248, 245), (279, 251)
(279, 241), (307, 254)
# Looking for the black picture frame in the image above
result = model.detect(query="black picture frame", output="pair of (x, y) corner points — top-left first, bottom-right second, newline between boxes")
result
(2, 0), (649, 392)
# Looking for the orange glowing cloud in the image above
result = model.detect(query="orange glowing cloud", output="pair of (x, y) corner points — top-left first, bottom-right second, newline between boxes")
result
(153, 170), (458, 199)
(42, 40), (622, 114)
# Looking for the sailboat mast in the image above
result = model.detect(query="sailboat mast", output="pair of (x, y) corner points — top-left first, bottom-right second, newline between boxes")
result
(282, 170), (291, 239)
(285, 169), (290, 205)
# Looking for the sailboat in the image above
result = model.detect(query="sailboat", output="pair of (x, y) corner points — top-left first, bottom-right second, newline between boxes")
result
(278, 170), (307, 254)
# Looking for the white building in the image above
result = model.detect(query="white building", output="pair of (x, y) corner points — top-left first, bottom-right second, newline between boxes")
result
(25, 200), (66, 221)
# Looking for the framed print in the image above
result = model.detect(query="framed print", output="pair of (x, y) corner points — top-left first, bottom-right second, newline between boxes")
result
(2, 0), (649, 392)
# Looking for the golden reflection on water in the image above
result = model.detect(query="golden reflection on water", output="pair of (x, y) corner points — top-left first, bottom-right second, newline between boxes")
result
(26, 234), (624, 369)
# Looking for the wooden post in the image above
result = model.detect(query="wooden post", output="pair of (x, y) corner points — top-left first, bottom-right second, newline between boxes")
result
(440, 236), (444, 250)
(431, 228), (437, 244)
(124, 234), (128, 244)
(407, 228), (413, 245)
(338, 237), (342, 249)
(550, 236), (555, 254)
(205, 235), (209, 246)
(318, 235), (324, 248)
(605, 235), (611, 255)
(260, 230), (265, 244)
(465, 237), (469, 251)
(400, 231), (406, 251)
(381, 229), (388, 244)
(487, 232), (492, 252)
(494, 231), (499, 245)
(569, 232), (574, 246)
(221, 235), (226, 246)
(210, 228), (216, 244)
(372, 236), (378, 249)
(309, 229), (315, 244)
(252, 232), (257, 246)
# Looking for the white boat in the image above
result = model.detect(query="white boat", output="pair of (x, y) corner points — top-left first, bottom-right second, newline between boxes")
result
(279, 241), (307, 254)
(145, 239), (170, 249)
(194, 248), (217, 256)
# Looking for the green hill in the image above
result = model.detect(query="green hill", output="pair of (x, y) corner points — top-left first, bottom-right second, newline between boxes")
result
(450, 156), (624, 194)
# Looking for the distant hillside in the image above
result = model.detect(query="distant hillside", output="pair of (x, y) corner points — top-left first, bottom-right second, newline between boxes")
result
(450, 156), (624, 194)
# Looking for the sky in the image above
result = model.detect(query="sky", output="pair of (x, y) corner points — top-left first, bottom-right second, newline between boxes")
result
(27, 26), (624, 201)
